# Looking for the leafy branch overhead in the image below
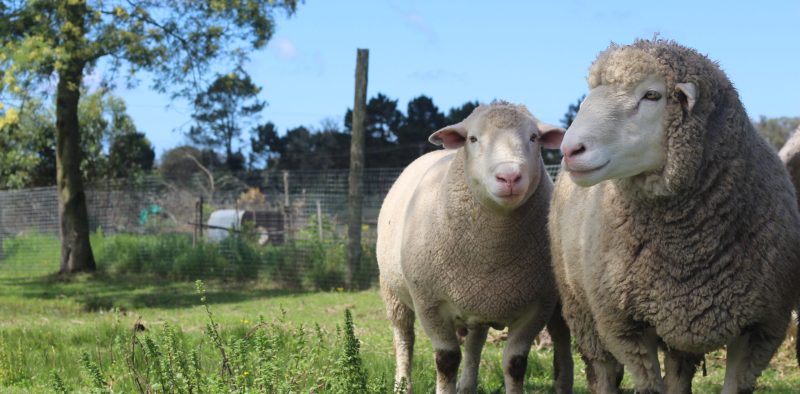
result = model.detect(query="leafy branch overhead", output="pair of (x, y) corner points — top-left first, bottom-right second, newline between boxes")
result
(0, 0), (299, 98)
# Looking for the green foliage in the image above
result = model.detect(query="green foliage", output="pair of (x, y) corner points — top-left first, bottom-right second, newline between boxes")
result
(1, 228), (378, 288)
(0, 98), (56, 188)
(1, 268), (800, 393)
(79, 352), (108, 393)
(541, 95), (586, 166)
(1, 230), (377, 288)
(754, 115), (800, 150)
(189, 68), (265, 170)
(50, 371), (68, 394)
(107, 132), (155, 179)
(331, 309), (369, 393)
(69, 282), (395, 393)
(398, 95), (446, 148)
(249, 121), (282, 168)
(0, 88), (149, 188)
(560, 95), (584, 129)
(158, 145), (207, 185)
(1, 1), (300, 101)
(1, 0), (300, 273)
(445, 100), (480, 125)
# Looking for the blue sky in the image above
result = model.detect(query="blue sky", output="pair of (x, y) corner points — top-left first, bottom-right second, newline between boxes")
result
(114, 0), (800, 158)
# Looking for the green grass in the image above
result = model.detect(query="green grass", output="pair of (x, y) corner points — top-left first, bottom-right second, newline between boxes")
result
(0, 238), (798, 392)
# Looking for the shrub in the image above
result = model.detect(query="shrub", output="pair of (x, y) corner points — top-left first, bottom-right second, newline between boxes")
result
(97, 233), (258, 280)
(2, 228), (380, 289)
(63, 281), (395, 393)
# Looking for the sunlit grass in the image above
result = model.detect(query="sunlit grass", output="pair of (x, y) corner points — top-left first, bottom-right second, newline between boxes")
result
(0, 254), (797, 392)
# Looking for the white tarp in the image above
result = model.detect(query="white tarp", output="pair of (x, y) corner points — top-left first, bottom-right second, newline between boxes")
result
(206, 209), (246, 242)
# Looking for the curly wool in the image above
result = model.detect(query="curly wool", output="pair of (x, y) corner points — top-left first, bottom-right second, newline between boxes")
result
(552, 38), (800, 358)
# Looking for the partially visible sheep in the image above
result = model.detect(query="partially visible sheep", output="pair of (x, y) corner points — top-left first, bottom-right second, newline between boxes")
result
(779, 126), (800, 200)
(550, 39), (800, 393)
(377, 101), (573, 394)
(779, 126), (800, 367)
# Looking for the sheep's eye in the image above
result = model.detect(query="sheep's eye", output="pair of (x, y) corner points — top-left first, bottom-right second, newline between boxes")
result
(469, 136), (478, 143)
(529, 134), (538, 142)
(643, 90), (662, 101)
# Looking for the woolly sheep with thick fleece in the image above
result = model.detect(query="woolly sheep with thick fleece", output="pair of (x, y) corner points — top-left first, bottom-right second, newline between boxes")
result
(377, 101), (573, 394)
(550, 39), (800, 394)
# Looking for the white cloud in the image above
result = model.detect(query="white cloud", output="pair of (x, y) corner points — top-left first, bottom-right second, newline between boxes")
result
(271, 37), (298, 60)
(405, 12), (437, 44)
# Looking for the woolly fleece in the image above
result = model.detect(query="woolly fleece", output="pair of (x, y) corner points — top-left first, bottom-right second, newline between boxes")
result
(550, 39), (800, 393)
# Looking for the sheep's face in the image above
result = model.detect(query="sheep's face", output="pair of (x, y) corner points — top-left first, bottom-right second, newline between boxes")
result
(560, 74), (669, 187)
(429, 104), (564, 214)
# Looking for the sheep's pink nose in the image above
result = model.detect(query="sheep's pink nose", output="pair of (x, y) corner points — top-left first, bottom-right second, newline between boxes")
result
(562, 143), (586, 159)
(495, 170), (522, 186)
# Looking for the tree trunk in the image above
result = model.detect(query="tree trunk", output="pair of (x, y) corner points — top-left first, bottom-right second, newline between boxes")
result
(346, 49), (368, 290)
(56, 1), (96, 274)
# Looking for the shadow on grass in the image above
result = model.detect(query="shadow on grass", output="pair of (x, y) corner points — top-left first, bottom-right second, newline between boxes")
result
(0, 272), (308, 311)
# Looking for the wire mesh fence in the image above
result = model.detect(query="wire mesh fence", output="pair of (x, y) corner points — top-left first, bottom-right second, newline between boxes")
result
(0, 164), (562, 289)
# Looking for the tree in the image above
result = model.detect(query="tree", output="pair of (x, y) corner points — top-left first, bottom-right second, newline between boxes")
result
(0, 98), (55, 188)
(0, 0), (298, 273)
(0, 88), (144, 187)
(560, 95), (584, 129)
(396, 95), (446, 164)
(753, 116), (800, 150)
(159, 145), (217, 199)
(107, 132), (155, 179)
(446, 100), (480, 125)
(189, 68), (265, 170)
(543, 95), (586, 165)
(278, 126), (314, 169)
(345, 93), (406, 167)
(268, 120), (351, 170)
(250, 121), (282, 169)
(312, 119), (351, 169)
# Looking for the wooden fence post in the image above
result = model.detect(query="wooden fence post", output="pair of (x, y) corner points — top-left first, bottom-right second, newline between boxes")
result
(347, 48), (368, 290)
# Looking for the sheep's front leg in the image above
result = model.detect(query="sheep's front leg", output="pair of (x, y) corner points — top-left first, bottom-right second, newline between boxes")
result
(458, 325), (488, 393)
(547, 304), (574, 394)
(560, 287), (622, 393)
(417, 302), (461, 394)
(601, 327), (664, 394)
(663, 349), (701, 394)
(721, 317), (788, 394)
(503, 303), (550, 394)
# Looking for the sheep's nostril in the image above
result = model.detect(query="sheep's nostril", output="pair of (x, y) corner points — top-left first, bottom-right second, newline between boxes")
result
(496, 172), (521, 185)
(563, 143), (586, 159)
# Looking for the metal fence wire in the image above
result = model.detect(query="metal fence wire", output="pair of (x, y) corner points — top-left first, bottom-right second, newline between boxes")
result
(0, 165), (561, 289)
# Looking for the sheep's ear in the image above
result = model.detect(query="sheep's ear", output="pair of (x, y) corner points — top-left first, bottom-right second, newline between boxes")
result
(429, 124), (468, 149)
(675, 82), (697, 113)
(536, 121), (566, 150)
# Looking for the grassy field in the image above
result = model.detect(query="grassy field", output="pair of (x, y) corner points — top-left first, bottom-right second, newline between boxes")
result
(1, 253), (799, 392)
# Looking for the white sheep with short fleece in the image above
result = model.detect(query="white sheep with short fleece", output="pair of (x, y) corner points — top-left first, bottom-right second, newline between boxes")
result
(377, 101), (573, 394)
